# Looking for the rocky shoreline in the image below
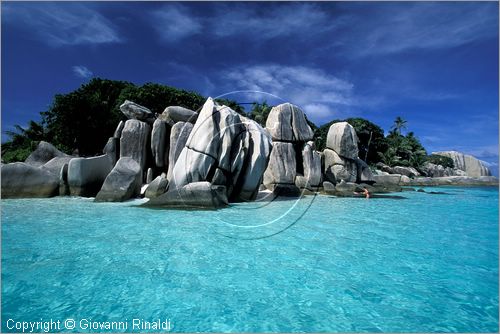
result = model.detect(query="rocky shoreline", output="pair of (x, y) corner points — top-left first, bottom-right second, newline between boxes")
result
(1, 97), (497, 206)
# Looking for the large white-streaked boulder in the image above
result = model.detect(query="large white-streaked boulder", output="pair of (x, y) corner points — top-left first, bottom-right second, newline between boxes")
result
(25, 141), (70, 167)
(95, 157), (142, 202)
(145, 173), (169, 198)
(120, 119), (150, 170)
(323, 148), (357, 183)
(263, 142), (297, 185)
(159, 106), (198, 125)
(167, 122), (194, 180)
(301, 141), (322, 187)
(119, 100), (154, 121)
(326, 122), (359, 159)
(1, 162), (59, 198)
(170, 146), (217, 189)
(151, 119), (169, 168)
(143, 182), (228, 208)
(168, 98), (271, 202)
(233, 117), (272, 201)
(169, 99), (245, 186)
(67, 155), (113, 196)
(432, 151), (491, 177)
(265, 103), (314, 142)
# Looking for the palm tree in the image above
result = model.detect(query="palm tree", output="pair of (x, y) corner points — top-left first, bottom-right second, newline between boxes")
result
(391, 116), (407, 135)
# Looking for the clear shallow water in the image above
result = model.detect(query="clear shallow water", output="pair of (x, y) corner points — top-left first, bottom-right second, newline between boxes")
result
(2, 187), (498, 332)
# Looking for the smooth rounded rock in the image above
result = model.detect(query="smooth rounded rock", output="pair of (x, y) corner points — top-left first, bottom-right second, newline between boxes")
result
(1, 162), (59, 198)
(25, 141), (70, 167)
(67, 155), (113, 196)
(95, 157), (142, 202)
(326, 122), (359, 159)
(160, 106), (198, 124)
(143, 182), (228, 208)
(119, 100), (154, 121)
(265, 103), (314, 142)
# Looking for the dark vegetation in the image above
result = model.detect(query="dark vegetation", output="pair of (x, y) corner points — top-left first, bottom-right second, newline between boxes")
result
(2, 78), (442, 170)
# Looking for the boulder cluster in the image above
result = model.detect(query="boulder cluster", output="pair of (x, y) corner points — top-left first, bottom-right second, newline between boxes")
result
(2, 97), (497, 204)
(263, 103), (320, 195)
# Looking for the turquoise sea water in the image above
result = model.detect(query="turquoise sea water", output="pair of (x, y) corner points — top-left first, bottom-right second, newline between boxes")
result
(2, 187), (498, 332)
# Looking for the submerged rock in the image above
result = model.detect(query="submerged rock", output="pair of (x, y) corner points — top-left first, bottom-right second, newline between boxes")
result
(144, 181), (228, 208)
(1, 162), (59, 198)
(95, 157), (142, 202)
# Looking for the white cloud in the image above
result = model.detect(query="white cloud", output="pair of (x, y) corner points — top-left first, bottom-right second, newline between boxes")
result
(211, 3), (332, 39)
(335, 2), (498, 57)
(72, 65), (93, 79)
(3, 3), (122, 46)
(221, 64), (356, 124)
(150, 3), (336, 43)
(151, 5), (202, 42)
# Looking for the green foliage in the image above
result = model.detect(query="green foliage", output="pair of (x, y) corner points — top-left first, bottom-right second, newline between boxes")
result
(117, 82), (205, 115)
(314, 118), (387, 165)
(2, 78), (246, 161)
(215, 98), (246, 116)
(427, 154), (454, 168)
(248, 101), (272, 126)
(1, 121), (46, 163)
(382, 130), (427, 168)
(390, 116), (407, 135)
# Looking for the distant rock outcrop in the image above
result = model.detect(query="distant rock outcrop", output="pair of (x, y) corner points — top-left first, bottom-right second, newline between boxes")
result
(432, 151), (491, 177)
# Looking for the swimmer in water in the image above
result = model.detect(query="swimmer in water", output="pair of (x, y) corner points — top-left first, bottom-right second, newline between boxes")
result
(354, 187), (370, 199)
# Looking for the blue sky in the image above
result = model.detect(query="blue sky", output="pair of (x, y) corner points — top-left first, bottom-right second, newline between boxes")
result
(2, 1), (499, 172)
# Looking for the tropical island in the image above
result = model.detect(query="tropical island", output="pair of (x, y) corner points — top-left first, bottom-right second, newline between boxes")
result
(2, 79), (496, 206)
